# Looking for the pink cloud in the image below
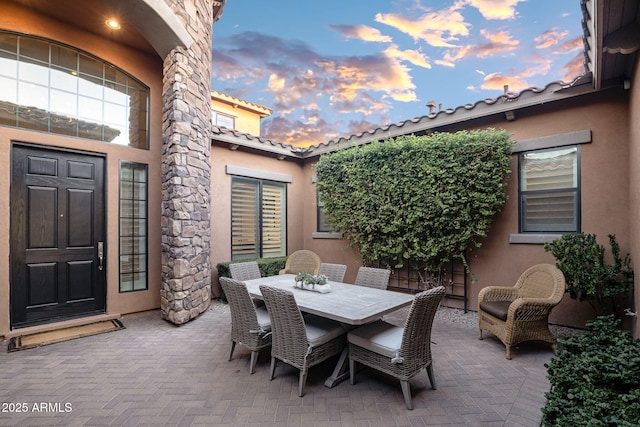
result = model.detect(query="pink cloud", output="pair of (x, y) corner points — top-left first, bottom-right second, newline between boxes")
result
(553, 36), (584, 55)
(375, 4), (470, 48)
(329, 24), (393, 43)
(384, 45), (431, 69)
(481, 72), (530, 92)
(562, 52), (587, 82)
(439, 29), (518, 65)
(467, 0), (525, 20)
(535, 27), (569, 49)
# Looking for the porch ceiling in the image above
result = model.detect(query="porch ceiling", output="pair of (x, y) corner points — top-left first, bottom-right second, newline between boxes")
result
(589, 0), (640, 90)
(6, 0), (198, 58)
(8, 0), (155, 54)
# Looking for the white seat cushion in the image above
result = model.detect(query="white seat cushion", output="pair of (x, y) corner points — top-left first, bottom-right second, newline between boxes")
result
(304, 314), (345, 347)
(348, 320), (403, 358)
(255, 306), (271, 331)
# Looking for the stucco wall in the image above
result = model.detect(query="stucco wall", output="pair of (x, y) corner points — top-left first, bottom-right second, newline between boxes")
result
(208, 89), (633, 329)
(299, 90), (631, 328)
(210, 100), (263, 136)
(0, 3), (164, 336)
(466, 90), (630, 328)
(629, 64), (640, 338)
(209, 145), (308, 295)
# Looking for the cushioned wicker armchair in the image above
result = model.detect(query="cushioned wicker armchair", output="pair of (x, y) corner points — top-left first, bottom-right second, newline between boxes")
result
(219, 277), (271, 374)
(259, 285), (346, 397)
(478, 263), (566, 359)
(348, 286), (445, 410)
(279, 250), (321, 275)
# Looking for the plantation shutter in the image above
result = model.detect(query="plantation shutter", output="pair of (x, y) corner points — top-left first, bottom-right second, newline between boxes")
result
(520, 147), (579, 232)
(231, 177), (287, 260)
(261, 183), (286, 257)
(231, 178), (260, 259)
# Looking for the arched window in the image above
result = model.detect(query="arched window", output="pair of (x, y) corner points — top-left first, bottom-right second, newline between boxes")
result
(0, 31), (149, 149)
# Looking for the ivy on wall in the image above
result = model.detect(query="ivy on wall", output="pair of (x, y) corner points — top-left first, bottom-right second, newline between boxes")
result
(315, 129), (513, 278)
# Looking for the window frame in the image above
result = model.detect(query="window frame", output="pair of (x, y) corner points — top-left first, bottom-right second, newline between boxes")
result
(316, 189), (333, 233)
(517, 145), (581, 234)
(119, 161), (149, 292)
(0, 30), (150, 148)
(508, 130), (590, 244)
(230, 176), (287, 260)
(212, 110), (235, 130)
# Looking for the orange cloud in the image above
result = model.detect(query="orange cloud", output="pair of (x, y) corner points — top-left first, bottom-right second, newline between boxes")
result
(562, 52), (587, 82)
(375, 3), (470, 48)
(329, 24), (393, 43)
(481, 72), (530, 92)
(475, 29), (519, 57)
(553, 36), (583, 55)
(384, 45), (431, 68)
(467, 0), (524, 20)
(535, 27), (569, 49)
(438, 29), (517, 65)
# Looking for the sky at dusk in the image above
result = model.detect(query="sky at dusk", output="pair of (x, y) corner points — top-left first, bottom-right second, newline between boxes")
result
(211, 0), (585, 147)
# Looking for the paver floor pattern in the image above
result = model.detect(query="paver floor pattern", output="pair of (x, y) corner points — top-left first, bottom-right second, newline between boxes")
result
(0, 300), (553, 426)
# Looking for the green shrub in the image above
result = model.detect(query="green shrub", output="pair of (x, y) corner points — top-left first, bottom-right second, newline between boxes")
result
(543, 315), (640, 426)
(315, 129), (513, 281)
(544, 233), (633, 318)
(215, 257), (287, 301)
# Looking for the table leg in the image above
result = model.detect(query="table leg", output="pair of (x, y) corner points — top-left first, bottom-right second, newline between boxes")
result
(324, 347), (349, 388)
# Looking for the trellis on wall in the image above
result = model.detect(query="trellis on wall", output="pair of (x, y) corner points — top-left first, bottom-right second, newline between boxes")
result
(387, 260), (468, 312)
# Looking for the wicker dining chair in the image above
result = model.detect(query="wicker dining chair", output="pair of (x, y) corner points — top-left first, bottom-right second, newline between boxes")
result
(219, 277), (272, 374)
(318, 263), (347, 282)
(354, 266), (391, 290)
(279, 250), (321, 275)
(229, 261), (261, 281)
(478, 263), (566, 359)
(259, 285), (346, 397)
(348, 286), (446, 410)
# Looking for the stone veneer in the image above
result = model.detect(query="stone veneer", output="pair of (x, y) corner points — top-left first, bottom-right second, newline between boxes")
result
(160, 0), (215, 324)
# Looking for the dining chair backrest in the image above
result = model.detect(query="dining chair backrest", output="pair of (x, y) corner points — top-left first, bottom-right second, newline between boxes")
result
(279, 250), (321, 275)
(259, 285), (309, 362)
(219, 277), (271, 374)
(259, 284), (346, 397)
(354, 266), (391, 290)
(229, 261), (261, 281)
(318, 263), (347, 282)
(400, 286), (446, 368)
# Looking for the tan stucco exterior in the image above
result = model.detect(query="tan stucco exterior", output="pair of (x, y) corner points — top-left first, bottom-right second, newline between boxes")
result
(211, 91), (271, 137)
(0, 1), (164, 336)
(212, 88), (634, 330)
(2, 0), (638, 338)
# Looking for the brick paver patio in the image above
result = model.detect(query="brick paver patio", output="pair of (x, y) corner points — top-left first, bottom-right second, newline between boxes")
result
(1, 300), (552, 426)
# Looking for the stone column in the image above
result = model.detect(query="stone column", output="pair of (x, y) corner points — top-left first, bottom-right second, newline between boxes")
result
(160, 0), (213, 324)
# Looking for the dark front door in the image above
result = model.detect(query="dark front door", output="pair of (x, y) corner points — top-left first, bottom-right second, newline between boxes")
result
(10, 144), (106, 328)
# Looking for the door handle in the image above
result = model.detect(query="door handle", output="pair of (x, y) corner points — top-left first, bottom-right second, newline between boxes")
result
(98, 242), (104, 271)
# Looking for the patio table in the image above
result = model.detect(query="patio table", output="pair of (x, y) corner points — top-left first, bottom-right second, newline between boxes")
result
(243, 274), (414, 387)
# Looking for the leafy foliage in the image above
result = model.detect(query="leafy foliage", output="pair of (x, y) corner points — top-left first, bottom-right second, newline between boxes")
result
(544, 233), (633, 317)
(216, 257), (287, 302)
(543, 316), (640, 426)
(315, 130), (513, 276)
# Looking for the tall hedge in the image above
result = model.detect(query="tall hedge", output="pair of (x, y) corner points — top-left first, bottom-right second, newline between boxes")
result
(315, 129), (513, 276)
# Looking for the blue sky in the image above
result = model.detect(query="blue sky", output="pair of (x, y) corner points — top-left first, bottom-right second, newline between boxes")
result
(211, 0), (584, 147)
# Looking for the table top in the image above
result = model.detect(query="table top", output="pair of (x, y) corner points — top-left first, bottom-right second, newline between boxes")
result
(243, 274), (414, 325)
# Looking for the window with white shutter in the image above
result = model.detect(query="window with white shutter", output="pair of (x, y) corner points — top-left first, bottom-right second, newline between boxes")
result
(519, 146), (580, 232)
(231, 177), (286, 260)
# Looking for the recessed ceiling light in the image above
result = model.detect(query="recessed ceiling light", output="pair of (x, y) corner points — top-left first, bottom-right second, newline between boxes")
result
(105, 19), (121, 30)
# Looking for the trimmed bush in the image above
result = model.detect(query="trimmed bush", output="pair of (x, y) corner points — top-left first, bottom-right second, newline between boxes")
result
(315, 129), (513, 280)
(216, 257), (288, 301)
(543, 315), (640, 426)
